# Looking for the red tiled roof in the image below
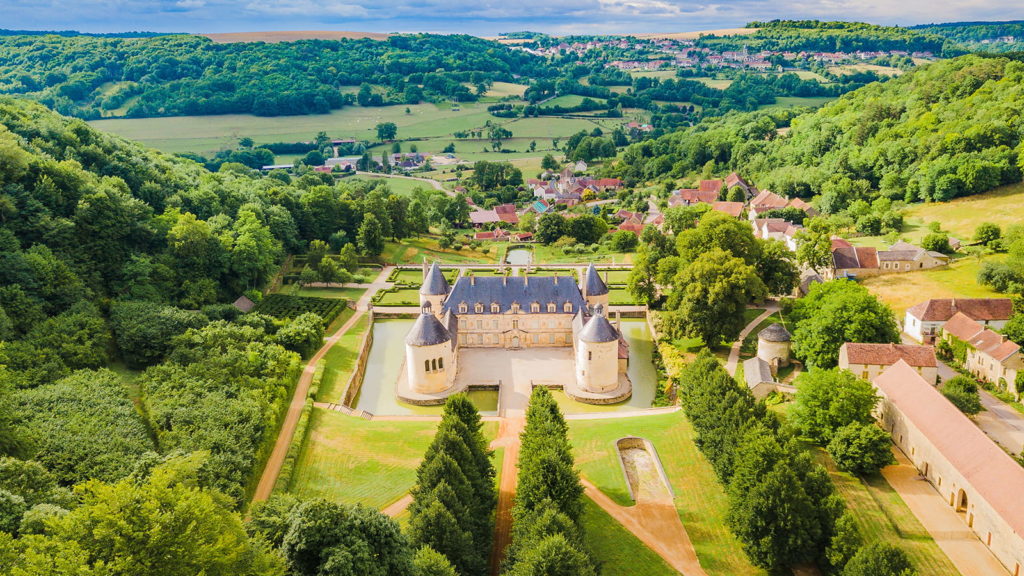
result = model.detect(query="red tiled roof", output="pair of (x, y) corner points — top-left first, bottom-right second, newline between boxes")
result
(874, 361), (1024, 537)
(725, 172), (748, 190)
(711, 201), (743, 218)
(595, 178), (622, 188)
(942, 312), (985, 342)
(750, 189), (788, 210)
(907, 298), (1014, 323)
(698, 179), (723, 193)
(968, 329), (1020, 362)
(676, 189), (718, 204)
(841, 342), (936, 367)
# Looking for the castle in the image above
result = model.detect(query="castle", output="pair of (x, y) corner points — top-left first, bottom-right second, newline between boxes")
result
(403, 262), (630, 401)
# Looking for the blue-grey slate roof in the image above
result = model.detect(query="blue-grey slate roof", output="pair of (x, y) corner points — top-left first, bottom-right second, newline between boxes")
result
(442, 276), (585, 315)
(405, 312), (452, 346)
(758, 323), (791, 342)
(420, 262), (450, 296)
(578, 313), (619, 343)
(584, 263), (609, 296)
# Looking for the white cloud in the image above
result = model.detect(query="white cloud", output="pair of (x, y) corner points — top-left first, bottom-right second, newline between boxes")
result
(244, 0), (369, 18)
(175, 0), (206, 8)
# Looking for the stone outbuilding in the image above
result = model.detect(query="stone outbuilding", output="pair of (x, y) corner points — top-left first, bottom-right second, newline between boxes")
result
(757, 323), (791, 374)
(838, 342), (938, 385)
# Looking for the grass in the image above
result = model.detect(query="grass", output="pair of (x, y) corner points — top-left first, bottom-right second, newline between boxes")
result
(349, 175), (437, 196)
(289, 408), (439, 508)
(904, 182), (1024, 240)
(763, 96), (836, 109)
(524, 243), (635, 265)
(482, 81), (528, 99)
(294, 287), (367, 301)
(316, 315), (370, 403)
(609, 287), (637, 305)
(690, 76), (733, 89)
(540, 95), (607, 108)
(818, 451), (961, 575)
(602, 268), (633, 284)
(569, 411), (765, 576)
(380, 237), (497, 265)
(288, 411), (498, 509)
(375, 288), (422, 306)
(581, 499), (678, 576)
(860, 255), (1004, 316)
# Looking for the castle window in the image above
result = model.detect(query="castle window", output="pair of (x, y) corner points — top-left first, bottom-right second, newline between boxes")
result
(547, 303), (556, 313)
(531, 302), (540, 313)
(424, 360), (430, 372)
(475, 303), (483, 313)
(588, 351), (592, 360)
(459, 303), (468, 314)
(431, 359), (437, 371)
(438, 357), (444, 370)
(491, 303), (500, 313)
(563, 302), (572, 313)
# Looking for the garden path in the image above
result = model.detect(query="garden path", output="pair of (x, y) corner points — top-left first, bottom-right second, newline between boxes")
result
(725, 303), (779, 377)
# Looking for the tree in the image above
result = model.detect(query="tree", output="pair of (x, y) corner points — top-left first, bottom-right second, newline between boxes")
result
(376, 122), (398, 141)
(941, 375), (982, 415)
(676, 210), (760, 265)
(412, 546), (457, 576)
(541, 154), (559, 171)
(921, 232), (952, 254)
(664, 248), (767, 346)
(338, 243), (360, 272)
(755, 239), (799, 295)
(109, 301), (207, 367)
(790, 280), (899, 369)
(793, 369), (879, 443)
(974, 222), (1002, 247)
(535, 213), (568, 244)
(827, 422), (896, 476)
(307, 239), (329, 268)
(357, 213), (385, 257)
(826, 513), (862, 571)
(275, 312), (325, 358)
(298, 265), (318, 287)
(230, 209), (281, 290)
(506, 534), (597, 576)
(282, 499), (413, 576)
(609, 229), (638, 251)
(795, 218), (835, 273)
(841, 542), (916, 576)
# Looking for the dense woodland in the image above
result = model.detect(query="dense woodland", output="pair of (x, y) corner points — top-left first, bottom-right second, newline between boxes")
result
(913, 20), (1024, 52)
(0, 34), (555, 118)
(610, 55), (1024, 209)
(701, 20), (959, 54)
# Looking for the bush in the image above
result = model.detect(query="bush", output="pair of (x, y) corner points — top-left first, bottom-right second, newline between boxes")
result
(841, 542), (915, 576)
(827, 423), (895, 476)
(941, 375), (982, 415)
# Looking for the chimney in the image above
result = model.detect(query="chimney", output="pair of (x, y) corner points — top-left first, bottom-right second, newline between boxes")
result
(951, 298), (957, 314)
(503, 275), (507, 287)
(471, 275), (476, 286)
(554, 274), (559, 285)
(524, 275), (529, 287)
(422, 259), (428, 280)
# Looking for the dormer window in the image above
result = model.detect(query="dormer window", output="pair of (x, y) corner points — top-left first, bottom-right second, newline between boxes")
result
(547, 302), (556, 313)
(563, 302), (572, 313)
(491, 303), (500, 313)
(531, 302), (540, 313)
(459, 302), (468, 314)
(475, 303), (484, 313)
(511, 302), (520, 313)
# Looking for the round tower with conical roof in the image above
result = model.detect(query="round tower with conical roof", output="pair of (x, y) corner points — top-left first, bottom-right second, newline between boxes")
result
(419, 261), (450, 318)
(576, 310), (620, 393)
(757, 323), (791, 372)
(582, 263), (609, 310)
(405, 312), (455, 394)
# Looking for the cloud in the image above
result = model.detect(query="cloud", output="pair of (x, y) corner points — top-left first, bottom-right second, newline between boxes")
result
(244, 0), (368, 18)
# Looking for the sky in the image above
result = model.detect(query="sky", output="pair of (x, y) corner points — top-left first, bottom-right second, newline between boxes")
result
(2, 0), (1024, 36)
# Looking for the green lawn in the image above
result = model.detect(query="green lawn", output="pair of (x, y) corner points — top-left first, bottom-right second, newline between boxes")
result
(374, 288), (422, 306)
(763, 96), (836, 109)
(540, 95), (607, 108)
(520, 243), (635, 265)
(316, 315), (371, 403)
(381, 237), (497, 265)
(349, 175), (436, 197)
(581, 499), (678, 576)
(295, 287), (367, 301)
(608, 287), (637, 305)
(602, 269), (632, 284)
(569, 412), (765, 576)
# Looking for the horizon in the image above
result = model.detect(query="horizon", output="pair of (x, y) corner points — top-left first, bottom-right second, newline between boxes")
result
(3, 1), (1024, 37)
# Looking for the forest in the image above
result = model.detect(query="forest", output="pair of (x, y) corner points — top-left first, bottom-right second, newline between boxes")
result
(608, 54), (1024, 211)
(700, 20), (961, 54)
(912, 20), (1024, 52)
(0, 33), (556, 118)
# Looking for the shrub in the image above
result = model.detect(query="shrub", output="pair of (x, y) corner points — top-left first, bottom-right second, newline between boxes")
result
(827, 423), (895, 476)
(941, 376), (982, 415)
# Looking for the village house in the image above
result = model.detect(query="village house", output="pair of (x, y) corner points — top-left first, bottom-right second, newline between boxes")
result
(838, 342), (938, 385)
(751, 218), (802, 251)
(873, 361), (1024, 576)
(828, 239), (948, 280)
(711, 201), (744, 218)
(904, 298), (1013, 344)
(941, 312), (1022, 393)
(724, 172), (752, 197)
(878, 242), (949, 273)
(469, 204), (519, 227)
(668, 188), (718, 207)
(747, 190), (789, 219)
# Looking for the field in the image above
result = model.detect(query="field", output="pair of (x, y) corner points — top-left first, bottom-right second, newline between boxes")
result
(764, 96), (837, 109)
(627, 70), (679, 80)
(569, 411), (765, 576)
(540, 95), (607, 108)
(316, 315), (371, 403)
(348, 175), (437, 196)
(829, 63), (904, 77)
(860, 256), (1004, 316)
(482, 81), (528, 100)
(581, 499), (678, 576)
(608, 287), (637, 305)
(381, 237), (497, 265)
(253, 293), (347, 323)
(373, 288), (423, 306)
(690, 77), (733, 89)
(904, 183), (1024, 240)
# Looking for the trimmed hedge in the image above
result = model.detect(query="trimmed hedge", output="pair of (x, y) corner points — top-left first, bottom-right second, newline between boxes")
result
(254, 294), (345, 325)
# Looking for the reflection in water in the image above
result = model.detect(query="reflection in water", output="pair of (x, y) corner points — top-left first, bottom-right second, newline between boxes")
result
(354, 318), (656, 416)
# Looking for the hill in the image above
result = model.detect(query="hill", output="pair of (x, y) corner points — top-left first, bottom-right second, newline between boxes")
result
(911, 21), (1024, 52)
(610, 54), (1024, 208)
(694, 20), (960, 54)
(201, 30), (390, 43)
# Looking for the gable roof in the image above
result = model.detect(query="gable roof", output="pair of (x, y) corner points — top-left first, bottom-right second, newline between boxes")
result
(942, 312), (985, 342)
(841, 342), (936, 367)
(711, 201), (744, 218)
(907, 298), (1014, 323)
(750, 189), (788, 210)
(833, 245), (878, 270)
(743, 357), (775, 388)
(698, 179), (723, 193)
(725, 172), (749, 190)
(874, 361), (1024, 537)
(968, 329), (1020, 362)
(673, 189), (718, 205)
(232, 295), (256, 313)
(443, 276), (586, 316)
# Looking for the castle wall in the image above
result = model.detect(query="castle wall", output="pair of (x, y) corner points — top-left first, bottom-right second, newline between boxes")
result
(456, 313), (575, 348)
(576, 339), (618, 392)
(406, 341), (455, 394)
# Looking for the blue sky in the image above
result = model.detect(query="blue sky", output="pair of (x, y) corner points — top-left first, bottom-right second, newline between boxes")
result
(3, 0), (1024, 36)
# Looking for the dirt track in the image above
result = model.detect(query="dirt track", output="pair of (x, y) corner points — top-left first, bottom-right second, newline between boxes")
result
(489, 418), (524, 574)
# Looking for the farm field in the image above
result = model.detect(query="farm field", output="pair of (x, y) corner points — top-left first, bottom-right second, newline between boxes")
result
(581, 499), (678, 576)
(903, 183), (1024, 240)
(628, 70), (679, 80)
(481, 81), (528, 100)
(540, 94), (607, 108)
(569, 411), (766, 576)
(829, 63), (904, 76)
(690, 76), (733, 89)
(860, 255), (1004, 316)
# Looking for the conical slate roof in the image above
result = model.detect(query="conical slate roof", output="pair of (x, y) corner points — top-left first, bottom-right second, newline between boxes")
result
(585, 263), (608, 296)
(420, 262), (450, 296)
(405, 312), (452, 346)
(758, 323), (791, 342)
(579, 312), (619, 343)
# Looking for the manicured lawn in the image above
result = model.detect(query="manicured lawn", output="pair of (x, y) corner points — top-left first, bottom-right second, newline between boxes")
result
(289, 408), (439, 508)
(381, 237), (496, 265)
(581, 499), (678, 576)
(316, 315), (370, 403)
(569, 412), (765, 576)
(465, 267), (509, 277)
(861, 255), (1004, 316)
(904, 182), (1024, 240)
(603, 268), (632, 284)
(375, 288), (422, 306)
(388, 267), (460, 285)
(815, 450), (960, 575)
(608, 287), (636, 305)
(288, 410), (498, 509)
(295, 286), (366, 301)
(524, 243), (635, 265)
(483, 81), (528, 99)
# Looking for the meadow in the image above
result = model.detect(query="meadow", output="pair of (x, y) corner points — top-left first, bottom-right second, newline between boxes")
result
(861, 255), (1003, 316)
(903, 182), (1024, 240)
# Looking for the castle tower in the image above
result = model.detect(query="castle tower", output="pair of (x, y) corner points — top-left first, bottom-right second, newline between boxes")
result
(757, 323), (792, 374)
(405, 312), (455, 394)
(419, 261), (449, 318)
(582, 263), (609, 310)
(576, 311), (620, 393)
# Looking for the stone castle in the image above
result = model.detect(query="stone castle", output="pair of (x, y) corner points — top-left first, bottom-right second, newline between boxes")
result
(402, 262), (629, 401)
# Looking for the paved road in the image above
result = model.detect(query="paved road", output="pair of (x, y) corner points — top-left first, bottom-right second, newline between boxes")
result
(250, 267), (391, 505)
(882, 449), (1009, 576)
(725, 303), (779, 377)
